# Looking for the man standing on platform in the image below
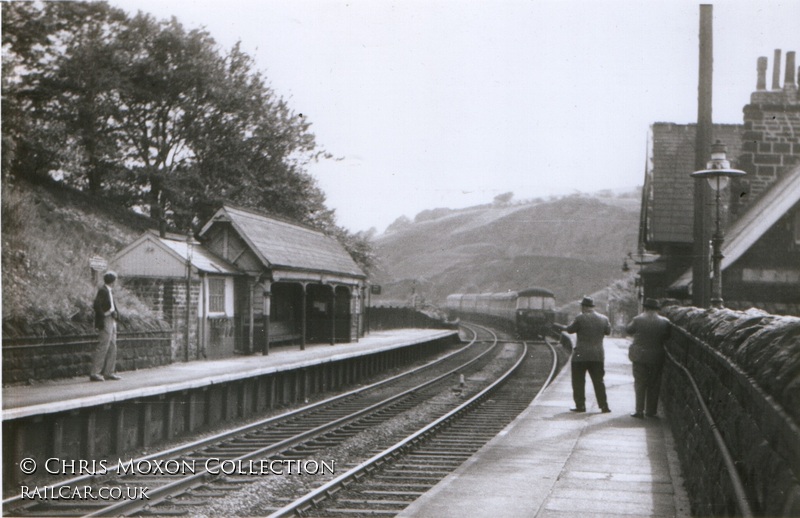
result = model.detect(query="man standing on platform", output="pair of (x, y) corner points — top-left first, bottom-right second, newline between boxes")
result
(556, 296), (611, 413)
(91, 271), (122, 382)
(625, 298), (671, 419)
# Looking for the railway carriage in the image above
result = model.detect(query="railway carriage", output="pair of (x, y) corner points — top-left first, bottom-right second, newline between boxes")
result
(445, 287), (557, 338)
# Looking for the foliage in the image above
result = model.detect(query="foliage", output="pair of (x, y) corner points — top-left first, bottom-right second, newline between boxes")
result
(1, 1), (377, 338)
(328, 226), (379, 277)
(493, 191), (514, 205)
(3, 4), (318, 227)
(1, 177), (160, 337)
(2, 0), (373, 273)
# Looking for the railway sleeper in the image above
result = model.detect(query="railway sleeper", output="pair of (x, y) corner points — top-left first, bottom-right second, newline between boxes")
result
(438, 431), (499, 437)
(361, 490), (426, 497)
(163, 498), (211, 506)
(317, 508), (397, 516)
(374, 475), (443, 483)
(381, 469), (452, 476)
(31, 500), (112, 510)
(271, 453), (314, 460)
(360, 482), (433, 490)
(13, 509), (110, 517)
(302, 439), (342, 447)
(232, 435), (298, 443)
(337, 498), (415, 505)
(202, 447), (269, 455)
(137, 507), (188, 516)
(391, 462), (462, 470)
(429, 438), (488, 445)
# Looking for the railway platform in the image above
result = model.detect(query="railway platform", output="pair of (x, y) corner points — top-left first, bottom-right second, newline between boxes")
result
(2, 328), (457, 420)
(400, 337), (692, 518)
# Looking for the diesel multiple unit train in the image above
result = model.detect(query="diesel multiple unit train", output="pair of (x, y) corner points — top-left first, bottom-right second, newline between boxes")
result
(445, 287), (559, 339)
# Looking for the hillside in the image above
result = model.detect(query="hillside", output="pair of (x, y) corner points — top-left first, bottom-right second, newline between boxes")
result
(371, 194), (641, 310)
(1, 177), (165, 337)
(2, 177), (641, 336)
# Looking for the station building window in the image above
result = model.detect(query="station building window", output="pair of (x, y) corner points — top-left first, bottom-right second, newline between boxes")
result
(209, 278), (226, 313)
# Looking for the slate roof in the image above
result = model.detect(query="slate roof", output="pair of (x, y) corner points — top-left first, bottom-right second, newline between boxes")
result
(158, 235), (239, 275)
(670, 163), (800, 289)
(113, 231), (239, 276)
(647, 123), (744, 244)
(200, 206), (365, 278)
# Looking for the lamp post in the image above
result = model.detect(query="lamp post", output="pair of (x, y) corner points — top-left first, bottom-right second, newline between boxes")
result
(689, 141), (746, 308)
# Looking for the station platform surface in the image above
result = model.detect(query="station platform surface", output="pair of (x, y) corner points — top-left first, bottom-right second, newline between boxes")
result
(2, 329), (457, 421)
(400, 337), (691, 518)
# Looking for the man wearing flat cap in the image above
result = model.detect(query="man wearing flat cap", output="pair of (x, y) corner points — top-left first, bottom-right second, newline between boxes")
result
(625, 298), (671, 418)
(557, 296), (612, 413)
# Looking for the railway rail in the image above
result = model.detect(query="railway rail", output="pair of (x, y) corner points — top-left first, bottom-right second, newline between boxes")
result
(268, 325), (560, 517)
(3, 324), (524, 517)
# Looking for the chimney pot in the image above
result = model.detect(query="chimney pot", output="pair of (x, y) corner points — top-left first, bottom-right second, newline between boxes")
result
(756, 57), (767, 90)
(772, 49), (782, 89)
(785, 51), (796, 89)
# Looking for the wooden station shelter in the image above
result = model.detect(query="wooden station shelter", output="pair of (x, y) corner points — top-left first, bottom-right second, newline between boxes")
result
(198, 205), (367, 355)
(113, 205), (367, 360)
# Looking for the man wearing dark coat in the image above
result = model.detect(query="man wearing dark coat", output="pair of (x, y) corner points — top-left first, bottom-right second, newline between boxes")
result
(557, 296), (612, 413)
(626, 298), (671, 418)
(91, 271), (121, 381)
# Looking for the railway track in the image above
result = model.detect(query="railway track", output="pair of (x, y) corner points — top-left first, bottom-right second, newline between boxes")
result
(268, 326), (560, 517)
(3, 324), (520, 517)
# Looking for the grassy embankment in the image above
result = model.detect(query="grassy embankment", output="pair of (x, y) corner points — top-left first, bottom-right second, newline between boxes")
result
(2, 177), (167, 338)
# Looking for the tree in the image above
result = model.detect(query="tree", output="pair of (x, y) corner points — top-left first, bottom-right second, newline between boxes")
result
(493, 191), (514, 205)
(330, 227), (379, 277)
(2, 1), (374, 270)
(2, 2), (129, 190)
(104, 13), (223, 227)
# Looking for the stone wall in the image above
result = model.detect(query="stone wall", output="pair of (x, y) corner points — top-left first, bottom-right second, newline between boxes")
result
(368, 306), (452, 331)
(124, 277), (201, 360)
(2, 331), (173, 384)
(660, 305), (800, 516)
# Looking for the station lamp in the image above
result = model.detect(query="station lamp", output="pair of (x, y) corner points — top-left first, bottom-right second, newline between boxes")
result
(689, 140), (746, 308)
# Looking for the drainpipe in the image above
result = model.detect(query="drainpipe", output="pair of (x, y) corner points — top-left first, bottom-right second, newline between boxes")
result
(185, 238), (193, 362)
(301, 283), (307, 351)
(263, 280), (271, 356)
(199, 272), (207, 359)
(330, 284), (336, 346)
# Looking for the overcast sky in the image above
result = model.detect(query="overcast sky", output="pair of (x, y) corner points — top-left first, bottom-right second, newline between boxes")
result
(111, 0), (798, 233)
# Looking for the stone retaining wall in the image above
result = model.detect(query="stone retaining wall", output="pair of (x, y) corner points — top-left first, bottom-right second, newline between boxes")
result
(661, 306), (800, 516)
(2, 332), (173, 384)
(368, 306), (452, 330)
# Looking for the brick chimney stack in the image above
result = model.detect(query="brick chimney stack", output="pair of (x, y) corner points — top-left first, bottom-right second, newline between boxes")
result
(740, 48), (800, 210)
(785, 51), (796, 90)
(756, 57), (767, 90)
(772, 49), (782, 89)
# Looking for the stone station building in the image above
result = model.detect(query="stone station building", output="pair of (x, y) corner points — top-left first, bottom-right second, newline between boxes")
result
(113, 205), (367, 360)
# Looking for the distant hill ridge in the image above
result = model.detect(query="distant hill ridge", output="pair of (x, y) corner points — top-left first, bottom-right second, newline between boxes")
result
(372, 192), (641, 309)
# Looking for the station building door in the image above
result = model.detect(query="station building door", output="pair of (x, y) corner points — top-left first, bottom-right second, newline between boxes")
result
(270, 282), (303, 344)
(305, 284), (353, 344)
